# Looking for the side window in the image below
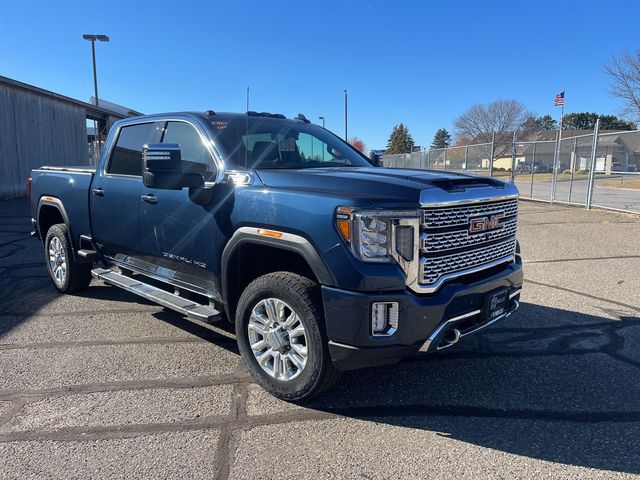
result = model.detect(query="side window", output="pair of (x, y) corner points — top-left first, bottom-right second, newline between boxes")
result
(161, 121), (216, 181)
(107, 122), (157, 176)
(296, 133), (332, 164)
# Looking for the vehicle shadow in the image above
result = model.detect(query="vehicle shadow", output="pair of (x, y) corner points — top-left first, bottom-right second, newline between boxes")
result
(121, 291), (640, 474)
(161, 300), (640, 474)
(305, 302), (640, 474)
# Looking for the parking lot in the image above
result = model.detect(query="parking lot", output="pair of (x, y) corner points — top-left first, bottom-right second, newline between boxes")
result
(1, 197), (639, 479)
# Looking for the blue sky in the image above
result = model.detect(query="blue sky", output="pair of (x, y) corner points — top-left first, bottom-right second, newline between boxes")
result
(1, 0), (639, 149)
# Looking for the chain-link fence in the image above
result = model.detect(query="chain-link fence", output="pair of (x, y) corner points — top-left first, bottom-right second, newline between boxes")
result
(382, 127), (640, 215)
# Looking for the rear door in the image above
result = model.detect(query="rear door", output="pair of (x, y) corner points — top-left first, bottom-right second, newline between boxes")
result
(139, 119), (224, 297)
(91, 121), (160, 260)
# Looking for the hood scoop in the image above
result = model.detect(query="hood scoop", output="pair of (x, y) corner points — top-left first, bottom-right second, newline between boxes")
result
(430, 177), (505, 193)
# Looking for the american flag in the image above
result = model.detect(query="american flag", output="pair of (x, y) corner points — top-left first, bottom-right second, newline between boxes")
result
(554, 91), (565, 106)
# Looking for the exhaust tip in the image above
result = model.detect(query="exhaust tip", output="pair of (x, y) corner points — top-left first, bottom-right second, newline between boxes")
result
(439, 328), (461, 350)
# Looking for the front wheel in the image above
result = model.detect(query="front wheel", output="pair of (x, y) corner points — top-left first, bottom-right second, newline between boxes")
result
(236, 272), (340, 401)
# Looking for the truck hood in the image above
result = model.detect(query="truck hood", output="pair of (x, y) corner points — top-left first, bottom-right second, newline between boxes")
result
(255, 167), (509, 205)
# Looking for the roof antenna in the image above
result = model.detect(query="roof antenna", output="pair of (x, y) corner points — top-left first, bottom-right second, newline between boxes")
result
(244, 86), (249, 168)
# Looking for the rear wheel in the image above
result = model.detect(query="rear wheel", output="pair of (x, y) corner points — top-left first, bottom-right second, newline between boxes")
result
(236, 272), (340, 401)
(44, 224), (92, 293)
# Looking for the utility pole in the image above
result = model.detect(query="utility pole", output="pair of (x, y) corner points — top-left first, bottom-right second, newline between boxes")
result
(318, 116), (325, 128)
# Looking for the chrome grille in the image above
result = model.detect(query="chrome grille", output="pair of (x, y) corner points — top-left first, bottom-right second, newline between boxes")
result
(422, 199), (518, 229)
(421, 218), (517, 253)
(418, 197), (518, 288)
(420, 238), (517, 285)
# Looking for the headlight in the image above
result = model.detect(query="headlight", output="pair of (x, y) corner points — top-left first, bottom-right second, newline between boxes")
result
(335, 207), (418, 263)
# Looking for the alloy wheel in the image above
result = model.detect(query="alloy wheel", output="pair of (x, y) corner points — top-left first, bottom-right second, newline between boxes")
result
(48, 236), (66, 283)
(247, 298), (308, 381)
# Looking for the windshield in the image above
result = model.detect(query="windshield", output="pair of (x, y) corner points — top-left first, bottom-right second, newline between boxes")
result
(209, 116), (373, 170)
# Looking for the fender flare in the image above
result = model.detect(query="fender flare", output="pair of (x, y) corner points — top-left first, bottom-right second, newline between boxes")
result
(220, 227), (335, 306)
(36, 196), (71, 237)
(36, 196), (78, 261)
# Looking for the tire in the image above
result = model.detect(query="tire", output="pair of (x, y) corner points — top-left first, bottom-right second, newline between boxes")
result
(44, 223), (92, 293)
(236, 272), (341, 401)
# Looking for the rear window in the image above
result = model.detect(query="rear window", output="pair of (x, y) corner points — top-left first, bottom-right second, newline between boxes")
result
(107, 122), (158, 176)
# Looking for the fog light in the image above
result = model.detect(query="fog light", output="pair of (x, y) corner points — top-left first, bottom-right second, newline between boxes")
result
(371, 302), (399, 336)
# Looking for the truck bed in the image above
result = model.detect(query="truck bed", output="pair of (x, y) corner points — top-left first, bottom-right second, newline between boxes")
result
(30, 166), (96, 249)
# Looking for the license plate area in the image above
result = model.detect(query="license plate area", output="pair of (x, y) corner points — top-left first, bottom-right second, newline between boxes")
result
(483, 288), (509, 321)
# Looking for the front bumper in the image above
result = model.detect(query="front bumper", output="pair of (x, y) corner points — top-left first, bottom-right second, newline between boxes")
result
(323, 259), (523, 371)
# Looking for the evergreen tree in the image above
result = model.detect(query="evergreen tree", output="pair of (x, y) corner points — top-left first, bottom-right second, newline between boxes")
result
(561, 112), (636, 131)
(597, 115), (636, 130)
(533, 115), (557, 130)
(430, 128), (451, 149)
(561, 112), (599, 130)
(385, 123), (415, 154)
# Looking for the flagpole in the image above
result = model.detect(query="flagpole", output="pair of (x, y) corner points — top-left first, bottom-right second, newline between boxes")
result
(551, 92), (565, 204)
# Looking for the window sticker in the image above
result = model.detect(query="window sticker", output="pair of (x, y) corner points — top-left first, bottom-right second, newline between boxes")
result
(279, 138), (296, 152)
(211, 120), (228, 129)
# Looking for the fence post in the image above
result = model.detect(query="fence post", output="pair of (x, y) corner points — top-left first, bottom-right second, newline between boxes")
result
(550, 130), (560, 204)
(510, 131), (517, 183)
(586, 120), (600, 209)
(464, 145), (468, 171)
(427, 149), (431, 169)
(529, 141), (536, 199)
(489, 132), (495, 177)
(568, 136), (577, 203)
(443, 148), (447, 171)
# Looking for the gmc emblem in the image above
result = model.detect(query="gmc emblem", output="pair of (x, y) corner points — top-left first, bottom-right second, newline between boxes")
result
(469, 214), (504, 234)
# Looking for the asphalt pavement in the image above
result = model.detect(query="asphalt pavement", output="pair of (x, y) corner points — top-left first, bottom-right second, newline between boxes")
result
(1, 197), (640, 479)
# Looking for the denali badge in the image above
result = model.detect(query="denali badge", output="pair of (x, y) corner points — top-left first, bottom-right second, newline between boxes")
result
(469, 214), (504, 234)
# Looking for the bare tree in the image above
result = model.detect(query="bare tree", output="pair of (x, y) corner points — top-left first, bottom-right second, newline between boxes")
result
(605, 50), (640, 123)
(453, 99), (532, 144)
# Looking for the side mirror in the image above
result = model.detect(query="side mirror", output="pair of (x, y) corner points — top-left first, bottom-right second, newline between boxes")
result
(142, 143), (204, 190)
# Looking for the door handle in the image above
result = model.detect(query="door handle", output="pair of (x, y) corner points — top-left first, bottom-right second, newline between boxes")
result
(92, 188), (104, 197)
(141, 194), (158, 204)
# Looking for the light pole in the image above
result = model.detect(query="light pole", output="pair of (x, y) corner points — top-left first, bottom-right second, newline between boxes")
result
(83, 34), (109, 159)
(82, 34), (109, 107)
(318, 116), (325, 128)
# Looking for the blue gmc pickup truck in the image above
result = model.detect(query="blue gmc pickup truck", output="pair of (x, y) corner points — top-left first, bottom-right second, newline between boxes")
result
(29, 111), (522, 400)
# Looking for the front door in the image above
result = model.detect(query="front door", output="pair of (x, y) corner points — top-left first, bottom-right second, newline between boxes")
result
(139, 119), (224, 299)
(91, 121), (161, 260)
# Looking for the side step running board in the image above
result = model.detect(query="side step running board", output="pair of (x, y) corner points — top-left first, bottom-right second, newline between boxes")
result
(91, 268), (222, 323)
(77, 235), (102, 263)
(78, 249), (101, 262)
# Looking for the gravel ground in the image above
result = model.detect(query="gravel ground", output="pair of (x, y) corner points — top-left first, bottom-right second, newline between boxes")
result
(1, 197), (639, 479)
